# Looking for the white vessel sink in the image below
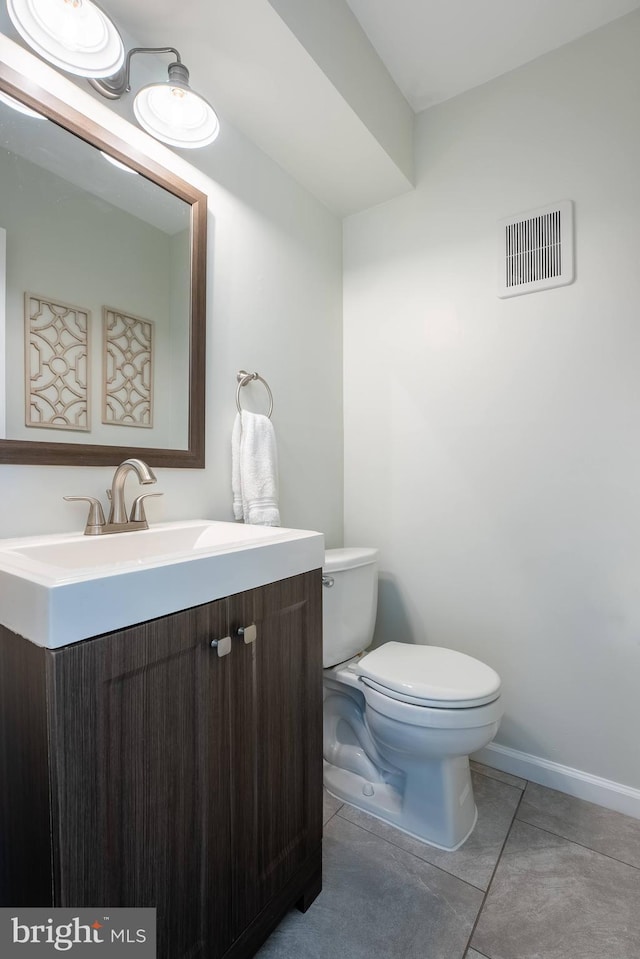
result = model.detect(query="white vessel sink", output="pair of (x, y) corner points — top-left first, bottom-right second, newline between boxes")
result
(0, 520), (324, 648)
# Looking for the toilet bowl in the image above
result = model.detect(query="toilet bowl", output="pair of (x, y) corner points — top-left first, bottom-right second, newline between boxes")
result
(322, 548), (503, 851)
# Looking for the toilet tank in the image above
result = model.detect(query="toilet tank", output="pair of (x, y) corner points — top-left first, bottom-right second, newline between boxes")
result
(322, 548), (379, 668)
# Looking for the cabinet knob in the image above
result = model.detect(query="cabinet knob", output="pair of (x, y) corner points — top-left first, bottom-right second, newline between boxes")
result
(211, 635), (232, 657)
(237, 624), (257, 644)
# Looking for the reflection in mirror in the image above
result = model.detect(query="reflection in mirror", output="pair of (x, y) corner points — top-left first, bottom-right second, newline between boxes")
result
(0, 64), (207, 467)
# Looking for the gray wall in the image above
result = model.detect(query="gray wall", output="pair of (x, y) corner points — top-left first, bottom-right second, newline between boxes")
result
(344, 12), (640, 794)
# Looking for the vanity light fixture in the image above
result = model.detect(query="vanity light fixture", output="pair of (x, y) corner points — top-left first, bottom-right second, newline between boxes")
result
(6, 3), (220, 148)
(132, 60), (220, 149)
(91, 47), (220, 149)
(7, 0), (125, 79)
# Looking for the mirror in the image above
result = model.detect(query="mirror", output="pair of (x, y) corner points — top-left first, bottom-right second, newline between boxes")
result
(0, 62), (206, 467)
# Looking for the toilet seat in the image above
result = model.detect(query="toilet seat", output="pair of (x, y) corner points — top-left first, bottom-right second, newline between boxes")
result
(354, 641), (501, 709)
(362, 682), (504, 729)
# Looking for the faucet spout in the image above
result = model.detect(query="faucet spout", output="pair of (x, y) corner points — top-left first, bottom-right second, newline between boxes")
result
(108, 458), (157, 525)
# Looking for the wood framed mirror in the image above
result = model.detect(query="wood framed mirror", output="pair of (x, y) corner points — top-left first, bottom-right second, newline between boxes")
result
(0, 61), (206, 467)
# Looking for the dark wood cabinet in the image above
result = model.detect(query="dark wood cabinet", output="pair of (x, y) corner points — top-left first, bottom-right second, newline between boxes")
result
(0, 570), (323, 959)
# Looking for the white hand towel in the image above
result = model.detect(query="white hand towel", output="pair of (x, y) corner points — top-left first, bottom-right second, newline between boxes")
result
(231, 413), (244, 520)
(231, 411), (281, 526)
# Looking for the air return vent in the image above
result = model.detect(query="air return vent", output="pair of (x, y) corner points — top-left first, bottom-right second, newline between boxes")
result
(498, 200), (574, 298)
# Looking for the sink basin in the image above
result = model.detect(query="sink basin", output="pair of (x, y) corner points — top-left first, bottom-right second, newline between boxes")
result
(0, 520), (324, 648)
(5, 521), (299, 571)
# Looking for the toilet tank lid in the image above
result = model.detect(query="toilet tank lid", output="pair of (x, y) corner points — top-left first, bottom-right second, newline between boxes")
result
(324, 547), (379, 573)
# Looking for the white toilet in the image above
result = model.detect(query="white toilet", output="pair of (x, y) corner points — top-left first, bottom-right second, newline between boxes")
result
(322, 547), (503, 851)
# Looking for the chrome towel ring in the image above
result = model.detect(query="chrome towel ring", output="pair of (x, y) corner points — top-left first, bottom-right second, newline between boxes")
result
(236, 370), (274, 418)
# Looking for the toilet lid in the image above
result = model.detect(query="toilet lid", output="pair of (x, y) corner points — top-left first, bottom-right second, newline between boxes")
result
(354, 642), (501, 708)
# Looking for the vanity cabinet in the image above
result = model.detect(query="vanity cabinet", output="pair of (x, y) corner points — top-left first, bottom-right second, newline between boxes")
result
(0, 570), (323, 959)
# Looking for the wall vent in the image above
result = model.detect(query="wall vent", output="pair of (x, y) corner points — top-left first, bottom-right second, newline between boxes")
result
(498, 200), (574, 298)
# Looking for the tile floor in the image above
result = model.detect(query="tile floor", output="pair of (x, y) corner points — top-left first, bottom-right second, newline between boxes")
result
(256, 762), (640, 959)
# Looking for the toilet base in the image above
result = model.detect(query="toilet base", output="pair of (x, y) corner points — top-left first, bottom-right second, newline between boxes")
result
(323, 760), (478, 852)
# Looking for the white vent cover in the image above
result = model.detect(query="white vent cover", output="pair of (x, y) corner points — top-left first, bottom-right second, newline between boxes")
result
(498, 200), (574, 298)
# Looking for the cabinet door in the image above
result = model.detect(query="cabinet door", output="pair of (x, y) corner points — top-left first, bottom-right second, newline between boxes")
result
(229, 570), (323, 938)
(0, 628), (52, 907)
(47, 599), (233, 959)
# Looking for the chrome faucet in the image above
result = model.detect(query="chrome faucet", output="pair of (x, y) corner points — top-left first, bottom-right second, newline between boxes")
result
(65, 458), (163, 535)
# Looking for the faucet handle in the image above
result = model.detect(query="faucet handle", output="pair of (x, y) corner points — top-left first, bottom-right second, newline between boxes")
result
(64, 496), (106, 535)
(130, 492), (163, 524)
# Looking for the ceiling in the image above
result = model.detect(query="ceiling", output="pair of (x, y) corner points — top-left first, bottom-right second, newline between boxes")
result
(3, 0), (640, 215)
(344, 0), (640, 111)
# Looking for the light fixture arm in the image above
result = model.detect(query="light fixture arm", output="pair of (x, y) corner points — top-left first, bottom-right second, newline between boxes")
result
(90, 46), (184, 101)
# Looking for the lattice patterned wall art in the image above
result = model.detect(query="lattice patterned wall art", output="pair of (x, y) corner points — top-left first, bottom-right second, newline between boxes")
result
(103, 306), (154, 428)
(24, 292), (90, 431)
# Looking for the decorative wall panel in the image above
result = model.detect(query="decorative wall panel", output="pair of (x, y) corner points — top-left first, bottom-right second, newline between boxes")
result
(25, 293), (90, 431)
(103, 307), (154, 429)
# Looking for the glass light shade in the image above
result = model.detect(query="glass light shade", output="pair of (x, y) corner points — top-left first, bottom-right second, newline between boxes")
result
(7, 0), (125, 78)
(0, 89), (46, 118)
(133, 82), (220, 149)
(99, 151), (138, 174)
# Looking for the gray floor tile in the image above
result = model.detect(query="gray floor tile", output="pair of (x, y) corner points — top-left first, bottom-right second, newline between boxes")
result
(466, 951), (488, 959)
(323, 788), (343, 826)
(472, 819), (640, 959)
(517, 781), (640, 869)
(256, 814), (483, 959)
(337, 771), (521, 890)
(470, 760), (527, 791)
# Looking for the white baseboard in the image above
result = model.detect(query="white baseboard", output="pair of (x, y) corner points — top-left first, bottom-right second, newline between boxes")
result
(473, 743), (640, 821)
